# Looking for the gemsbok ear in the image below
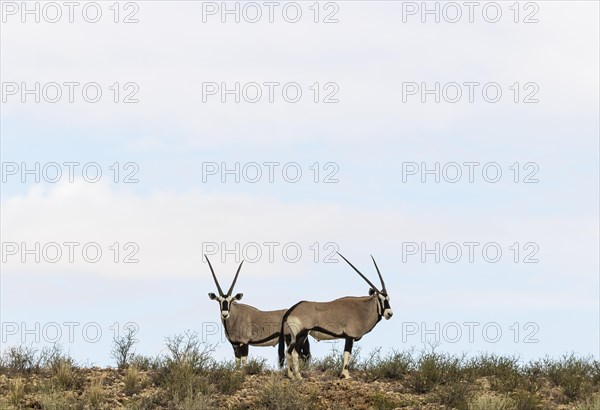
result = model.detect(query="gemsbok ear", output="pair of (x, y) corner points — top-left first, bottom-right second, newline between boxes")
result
(368, 288), (376, 296)
(208, 293), (217, 300)
(234, 293), (244, 300)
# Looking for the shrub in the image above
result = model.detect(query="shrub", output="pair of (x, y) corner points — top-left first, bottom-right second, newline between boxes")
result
(361, 348), (413, 381)
(468, 394), (516, 410)
(130, 354), (159, 371)
(8, 378), (25, 408)
(153, 331), (217, 403)
(257, 374), (316, 410)
(245, 356), (268, 375)
(163, 331), (214, 372)
(124, 365), (142, 396)
(312, 344), (343, 373)
(370, 393), (400, 410)
(434, 381), (472, 410)
(111, 326), (138, 369)
(468, 354), (524, 392)
(312, 343), (360, 375)
(156, 361), (213, 403)
(171, 392), (216, 410)
(510, 389), (542, 410)
(411, 351), (465, 393)
(87, 376), (105, 408)
(536, 354), (594, 401)
(37, 390), (80, 410)
(575, 394), (600, 410)
(52, 357), (83, 390)
(208, 362), (245, 394)
(1, 345), (39, 374)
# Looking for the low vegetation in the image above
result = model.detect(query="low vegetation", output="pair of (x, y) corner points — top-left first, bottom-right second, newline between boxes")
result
(0, 336), (598, 409)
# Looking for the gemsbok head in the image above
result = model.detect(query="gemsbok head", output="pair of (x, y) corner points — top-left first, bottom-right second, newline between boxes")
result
(278, 252), (392, 379)
(205, 255), (310, 365)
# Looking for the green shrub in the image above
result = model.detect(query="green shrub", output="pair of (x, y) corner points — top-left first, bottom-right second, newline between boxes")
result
(87, 376), (105, 408)
(245, 356), (268, 375)
(574, 394), (600, 410)
(361, 349), (412, 381)
(411, 351), (465, 393)
(153, 331), (217, 403)
(510, 389), (542, 410)
(1, 345), (40, 374)
(434, 381), (472, 410)
(124, 365), (142, 396)
(130, 354), (159, 371)
(535, 354), (594, 401)
(370, 392), (400, 410)
(8, 378), (25, 407)
(163, 331), (214, 372)
(468, 394), (516, 410)
(208, 362), (246, 394)
(257, 375), (317, 410)
(469, 355), (524, 393)
(52, 358), (83, 391)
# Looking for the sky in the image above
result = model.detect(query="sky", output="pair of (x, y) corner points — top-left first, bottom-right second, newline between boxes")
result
(1, 1), (599, 367)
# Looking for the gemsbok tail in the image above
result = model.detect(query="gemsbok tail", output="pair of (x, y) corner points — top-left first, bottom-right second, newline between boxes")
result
(278, 301), (303, 368)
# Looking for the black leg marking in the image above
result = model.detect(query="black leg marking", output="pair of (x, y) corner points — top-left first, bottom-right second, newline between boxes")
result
(295, 330), (309, 356)
(240, 344), (249, 358)
(344, 338), (354, 354)
(232, 344), (242, 359)
(287, 339), (295, 355)
(342, 338), (354, 373)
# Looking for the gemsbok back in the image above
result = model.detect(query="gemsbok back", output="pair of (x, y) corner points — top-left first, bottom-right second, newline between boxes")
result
(205, 255), (310, 365)
(278, 253), (393, 379)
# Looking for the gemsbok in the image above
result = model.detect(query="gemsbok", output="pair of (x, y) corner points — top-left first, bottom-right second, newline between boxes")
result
(205, 255), (310, 365)
(278, 253), (393, 379)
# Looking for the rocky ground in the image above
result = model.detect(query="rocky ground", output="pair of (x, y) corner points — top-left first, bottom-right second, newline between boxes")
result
(1, 339), (598, 409)
(1, 366), (599, 409)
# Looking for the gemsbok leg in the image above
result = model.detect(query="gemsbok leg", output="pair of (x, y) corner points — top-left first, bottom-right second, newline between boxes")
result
(341, 338), (353, 379)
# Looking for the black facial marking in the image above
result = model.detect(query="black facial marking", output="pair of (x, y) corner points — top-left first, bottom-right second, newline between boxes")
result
(222, 300), (229, 311)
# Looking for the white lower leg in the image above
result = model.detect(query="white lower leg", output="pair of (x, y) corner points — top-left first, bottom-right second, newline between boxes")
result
(341, 351), (352, 379)
(241, 356), (247, 366)
(292, 350), (302, 379)
(286, 351), (294, 378)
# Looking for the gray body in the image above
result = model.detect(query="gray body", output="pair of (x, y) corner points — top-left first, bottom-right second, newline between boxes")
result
(279, 254), (393, 379)
(223, 303), (286, 347)
(286, 295), (382, 341)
